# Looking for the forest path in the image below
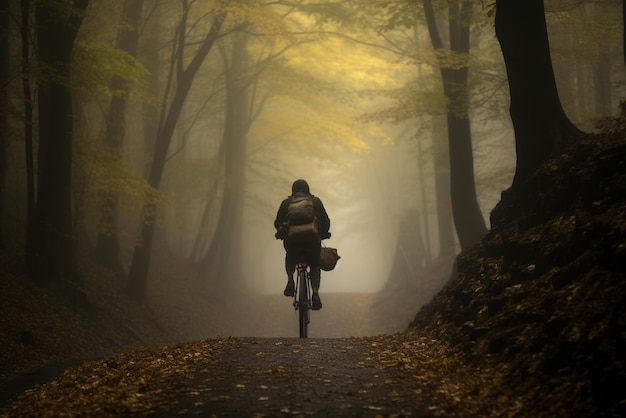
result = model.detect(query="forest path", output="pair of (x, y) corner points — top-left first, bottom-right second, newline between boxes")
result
(3, 334), (487, 417)
(170, 337), (418, 417)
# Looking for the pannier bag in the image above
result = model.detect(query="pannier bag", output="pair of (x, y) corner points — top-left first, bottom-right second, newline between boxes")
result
(319, 247), (341, 271)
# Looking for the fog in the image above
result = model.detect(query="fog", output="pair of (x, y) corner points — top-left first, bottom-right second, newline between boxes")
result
(2, 0), (625, 339)
(247, 147), (403, 295)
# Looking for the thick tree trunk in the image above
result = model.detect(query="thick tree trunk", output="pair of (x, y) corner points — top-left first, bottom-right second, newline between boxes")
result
(96, 0), (143, 267)
(495, 0), (581, 190)
(423, 0), (486, 251)
(594, 48), (612, 117)
(446, 107), (486, 250)
(127, 11), (225, 300)
(25, 0), (89, 283)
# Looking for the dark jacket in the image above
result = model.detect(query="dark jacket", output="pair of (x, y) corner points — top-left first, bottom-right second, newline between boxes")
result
(274, 192), (331, 239)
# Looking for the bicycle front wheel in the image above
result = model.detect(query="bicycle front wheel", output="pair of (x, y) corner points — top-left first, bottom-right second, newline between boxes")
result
(298, 269), (309, 338)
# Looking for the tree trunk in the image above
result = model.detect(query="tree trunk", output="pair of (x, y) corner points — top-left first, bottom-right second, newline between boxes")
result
(96, 0), (143, 267)
(416, 135), (433, 265)
(495, 0), (581, 190)
(189, 171), (221, 262)
(127, 11), (225, 300)
(141, 2), (160, 179)
(432, 118), (455, 259)
(623, 0), (626, 70)
(423, 0), (486, 251)
(20, 0), (36, 259)
(27, 0), (89, 283)
(594, 47), (612, 117)
(0, 0), (9, 236)
(385, 209), (428, 290)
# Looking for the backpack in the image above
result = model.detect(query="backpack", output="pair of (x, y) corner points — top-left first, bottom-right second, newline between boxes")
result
(285, 195), (319, 243)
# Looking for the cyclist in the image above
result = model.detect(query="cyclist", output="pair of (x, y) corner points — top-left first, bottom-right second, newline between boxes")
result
(274, 179), (331, 310)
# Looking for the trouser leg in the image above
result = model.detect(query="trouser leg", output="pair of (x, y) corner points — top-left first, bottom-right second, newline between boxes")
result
(310, 265), (321, 291)
(309, 241), (322, 292)
(284, 242), (295, 280)
(285, 254), (295, 280)
(282, 243), (297, 297)
(309, 241), (321, 293)
(309, 243), (323, 310)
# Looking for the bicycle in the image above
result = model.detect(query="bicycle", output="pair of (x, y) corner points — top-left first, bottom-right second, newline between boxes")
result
(292, 258), (312, 338)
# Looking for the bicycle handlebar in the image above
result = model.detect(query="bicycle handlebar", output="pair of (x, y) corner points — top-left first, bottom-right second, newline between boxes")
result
(275, 231), (332, 240)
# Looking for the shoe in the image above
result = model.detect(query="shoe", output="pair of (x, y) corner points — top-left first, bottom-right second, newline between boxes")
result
(312, 292), (322, 310)
(283, 280), (295, 297)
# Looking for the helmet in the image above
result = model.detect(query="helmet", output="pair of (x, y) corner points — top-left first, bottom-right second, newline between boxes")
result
(291, 179), (310, 194)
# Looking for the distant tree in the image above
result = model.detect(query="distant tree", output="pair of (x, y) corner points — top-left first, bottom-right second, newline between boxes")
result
(196, 30), (288, 288)
(196, 32), (253, 287)
(140, 1), (160, 179)
(543, 2), (622, 128)
(26, 0), (89, 283)
(495, 0), (581, 190)
(95, 0), (144, 268)
(127, 3), (225, 300)
(364, 0), (487, 253)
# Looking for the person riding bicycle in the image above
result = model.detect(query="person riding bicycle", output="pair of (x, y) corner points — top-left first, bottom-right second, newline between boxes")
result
(274, 179), (331, 310)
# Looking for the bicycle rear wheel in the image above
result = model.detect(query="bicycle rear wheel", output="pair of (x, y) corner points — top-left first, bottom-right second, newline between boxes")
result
(298, 268), (309, 338)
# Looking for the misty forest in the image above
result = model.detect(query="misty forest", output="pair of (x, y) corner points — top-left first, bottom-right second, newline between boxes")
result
(2, 0), (626, 416)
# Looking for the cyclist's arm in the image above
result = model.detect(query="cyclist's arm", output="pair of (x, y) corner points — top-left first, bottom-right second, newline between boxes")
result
(274, 198), (289, 229)
(274, 198), (290, 239)
(314, 197), (331, 238)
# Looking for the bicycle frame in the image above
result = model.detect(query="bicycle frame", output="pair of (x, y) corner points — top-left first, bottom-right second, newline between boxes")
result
(293, 261), (312, 338)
